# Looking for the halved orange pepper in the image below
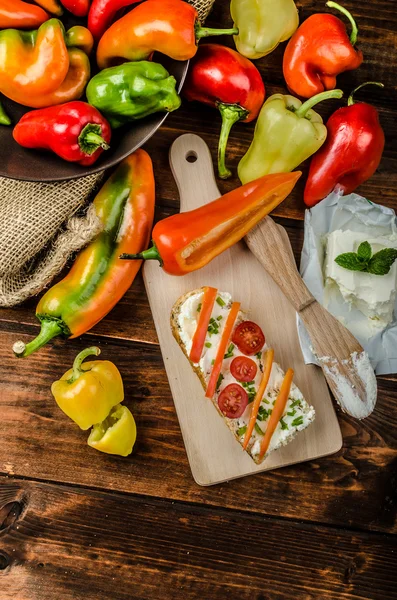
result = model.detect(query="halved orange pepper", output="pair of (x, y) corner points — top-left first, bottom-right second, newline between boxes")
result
(0, 19), (91, 108)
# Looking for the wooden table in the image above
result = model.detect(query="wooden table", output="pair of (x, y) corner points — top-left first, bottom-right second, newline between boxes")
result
(1, 1), (397, 598)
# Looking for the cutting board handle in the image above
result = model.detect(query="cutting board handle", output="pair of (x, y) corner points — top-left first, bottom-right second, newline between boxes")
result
(169, 134), (221, 211)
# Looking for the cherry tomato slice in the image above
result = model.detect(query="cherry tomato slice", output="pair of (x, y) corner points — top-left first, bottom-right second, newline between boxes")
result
(232, 321), (265, 356)
(218, 383), (248, 419)
(230, 356), (258, 382)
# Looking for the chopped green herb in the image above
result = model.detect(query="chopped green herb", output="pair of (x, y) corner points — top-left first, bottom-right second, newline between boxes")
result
(291, 416), (304, 427)
(216, 296), (226, 307)
(248, 391), (256, 403)
(224, 343), (235, 359)
(208, 317), (220, 336)
(197, 303), (202, 313)
(257, 406), (270, 421)
(216, 315), (223, 321)
(237, 425), (247, 437)
(290, 400), (301, 409)
(211, 359), (215, 365)
(255, 351), (262, 359)
(205, 342), (212, 348)
(287, 409), (297, 417)
(246, 381), (255, 386)
(216, 373), (224, 392)
(254, 423), (264, 436)
(263, 398), (270, 404)
(280, 418), (288, 430)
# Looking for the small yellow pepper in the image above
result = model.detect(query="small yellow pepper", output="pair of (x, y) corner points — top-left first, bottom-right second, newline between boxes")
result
(87, 404), (137, 457)
(51, 347), (123, 430)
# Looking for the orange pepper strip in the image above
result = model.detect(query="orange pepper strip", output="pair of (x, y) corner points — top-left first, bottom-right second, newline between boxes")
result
(206, 302), (240, 399)
(189, 287), (218, 364)
(243, 348), (274, 450)
(259, 368), (294, 460)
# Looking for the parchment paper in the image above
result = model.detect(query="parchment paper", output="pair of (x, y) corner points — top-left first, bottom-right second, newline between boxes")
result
(298, 190), (397, 375)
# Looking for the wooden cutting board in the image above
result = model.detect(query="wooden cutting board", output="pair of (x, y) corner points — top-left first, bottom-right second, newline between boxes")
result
(143, 134), (342, 486)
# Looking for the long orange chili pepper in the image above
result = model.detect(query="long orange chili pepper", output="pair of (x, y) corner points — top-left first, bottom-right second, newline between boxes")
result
(243, 348), (274, 450)
(121, 171), (301, 275)
(259, 368), (294, 460)
(13, 150), (155, 358)
(0, 0), (49, 29)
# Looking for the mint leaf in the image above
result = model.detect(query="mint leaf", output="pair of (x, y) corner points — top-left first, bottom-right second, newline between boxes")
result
(367, 248), (397, 275)
(357, 241), (372, 261)
(335, 253), (368, 271)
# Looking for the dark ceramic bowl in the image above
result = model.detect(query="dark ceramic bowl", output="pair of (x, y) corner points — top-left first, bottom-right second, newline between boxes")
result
(0, 12), (188, 182)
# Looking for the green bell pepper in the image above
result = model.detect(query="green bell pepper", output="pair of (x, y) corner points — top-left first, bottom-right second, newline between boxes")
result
(86, 60), (181, 128)
(0, 100), (11, 126)
(238, 90), (343, 185)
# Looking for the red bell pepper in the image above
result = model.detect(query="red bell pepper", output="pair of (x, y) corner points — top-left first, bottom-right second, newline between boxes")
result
(304, 82), (385, 207)
(88, 0), (140, 42)
(60, 0), (91, 17)
(13, 101), (111, 166)
(283, 1), (363, 99)
(184, 44), (265, 180)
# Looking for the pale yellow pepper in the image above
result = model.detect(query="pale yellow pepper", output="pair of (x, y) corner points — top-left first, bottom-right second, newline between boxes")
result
(230, 0), (299, 59)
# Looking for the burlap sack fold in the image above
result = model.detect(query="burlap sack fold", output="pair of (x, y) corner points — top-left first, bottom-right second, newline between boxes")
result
(0, 0), (215, 308)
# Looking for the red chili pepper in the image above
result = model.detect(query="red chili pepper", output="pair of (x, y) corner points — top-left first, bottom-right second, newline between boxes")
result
(304, 82), (385, 207)
(60, 0), (91, 16)
(283, 1), (363, 99)
(184, 44), (265, 180)
(88, 0), (140, 42)
(13, 101), (111, 166)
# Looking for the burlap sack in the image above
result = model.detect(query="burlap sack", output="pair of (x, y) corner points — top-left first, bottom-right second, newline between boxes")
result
(0, 0), (215, 307)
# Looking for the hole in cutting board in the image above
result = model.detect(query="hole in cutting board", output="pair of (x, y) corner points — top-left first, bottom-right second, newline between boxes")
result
(185, 151), (198, 163)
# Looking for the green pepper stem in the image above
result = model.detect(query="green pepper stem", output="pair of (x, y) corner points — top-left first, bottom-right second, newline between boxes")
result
(78, 123), (110, 155)
(195, 24), (239, 40)
(12, 319), (63, 358)
(294, 89), (344, 119)
(326, 1), (359, 46)
(217, 103), (248, 180)
(348, 81), (384, 106)
(119, 243), (163, 266)
(0, 101), (11, 126)
(70, 346), (101, 383)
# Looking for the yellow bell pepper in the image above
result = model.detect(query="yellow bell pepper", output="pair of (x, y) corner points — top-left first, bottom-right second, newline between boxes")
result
(51, 347), (124, 430)
(87, 404), (137, 457)
(230, 0), (299, 59)
(238, 90), (343, 184)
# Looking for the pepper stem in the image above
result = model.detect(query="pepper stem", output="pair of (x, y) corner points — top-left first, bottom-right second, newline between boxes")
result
(217, 103), (248, 180)
(70, 346), (101, 383)
(294, 89), (344, 119)
(0, 101), (11, 126)
(78, 123), (110, 155)
(326, 1), (359, 46)
(348, 81), (384, 106)
(12, 319), (63, 359)
(195, 23), (239, 40)
(119, 243), (163, 266)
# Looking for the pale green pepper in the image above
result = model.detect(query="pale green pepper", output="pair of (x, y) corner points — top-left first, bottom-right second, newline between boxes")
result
(238, 90), (343, 185)
(230, 0), (299, 59)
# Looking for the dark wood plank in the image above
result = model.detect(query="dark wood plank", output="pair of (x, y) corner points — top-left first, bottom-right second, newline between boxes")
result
(1, 478), (396, 600)
(0, 328), (396, 534)
(0, 218), (304, 343)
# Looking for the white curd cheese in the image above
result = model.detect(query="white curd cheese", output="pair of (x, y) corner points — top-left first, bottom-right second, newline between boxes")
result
(324, 229), (397, 332)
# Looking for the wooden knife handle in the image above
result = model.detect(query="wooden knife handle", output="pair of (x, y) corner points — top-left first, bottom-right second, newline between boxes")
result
(245, 217), (316, 313)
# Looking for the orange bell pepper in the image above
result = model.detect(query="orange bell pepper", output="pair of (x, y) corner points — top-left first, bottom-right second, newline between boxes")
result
(97, 0), (238, 69)
(0, 19), (91, 108)
(121, 171), (301, 275)
(0, 0), (49, 29)
(13, 150), (155, 358)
